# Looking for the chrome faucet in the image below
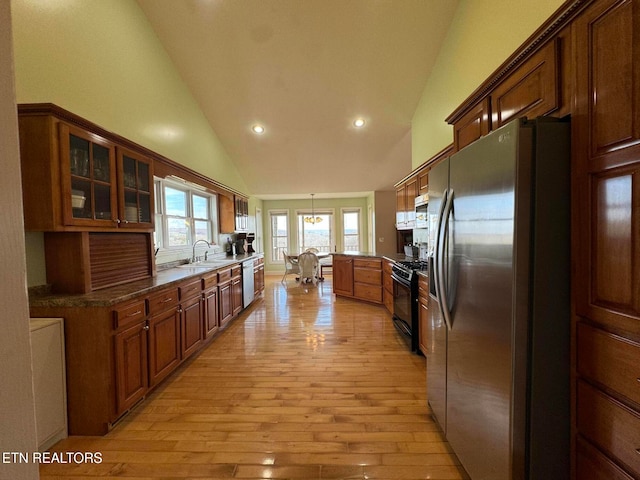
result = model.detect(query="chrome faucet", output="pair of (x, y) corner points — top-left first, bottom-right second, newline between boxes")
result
(191, 239), (211, 263)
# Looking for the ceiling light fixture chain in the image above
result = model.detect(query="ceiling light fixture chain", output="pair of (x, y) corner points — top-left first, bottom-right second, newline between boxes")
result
(304, 193), (323, 224)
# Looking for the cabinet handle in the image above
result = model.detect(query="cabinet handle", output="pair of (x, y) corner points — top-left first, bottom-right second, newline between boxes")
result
(143, 325), (150, 331)
(122, 219), (129, 224)
(113, 219), (121, 224)
(126, 310), (142, 317)
(177, 307), (183, 313)
(160, 297), (173, 303)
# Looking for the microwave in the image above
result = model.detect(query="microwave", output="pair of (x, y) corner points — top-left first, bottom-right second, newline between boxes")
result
(415, 193), (428, 229)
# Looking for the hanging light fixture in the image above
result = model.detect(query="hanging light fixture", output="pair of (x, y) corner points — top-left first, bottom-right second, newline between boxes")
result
(304, 194), (323, 224)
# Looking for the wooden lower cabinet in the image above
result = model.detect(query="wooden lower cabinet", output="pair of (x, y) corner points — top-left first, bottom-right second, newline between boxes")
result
(254, 257), (265, 296)
(147, 307), (180, 387)
(576, 437), (634, 480)
(418, 274), (429, 356)
(333, 255), (354, 296)
(29, 261), (248, 435)
(203, 286), (219, 339)
(383, 259), (394, 314)
(218, 267), (234, 328)
(114, 320), (148, 415)
(333, 255), (382, 304)
(231, 265), (243, 316)
(180, 293), (203, 360)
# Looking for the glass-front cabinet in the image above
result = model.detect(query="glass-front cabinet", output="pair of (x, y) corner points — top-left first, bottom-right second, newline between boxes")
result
(58, 123), (153, 229)
(117, 147), (153, 228)
(60, 123), (118, 226)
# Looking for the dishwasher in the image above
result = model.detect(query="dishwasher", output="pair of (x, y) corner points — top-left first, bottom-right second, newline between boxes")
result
(242, 258), (255, 307)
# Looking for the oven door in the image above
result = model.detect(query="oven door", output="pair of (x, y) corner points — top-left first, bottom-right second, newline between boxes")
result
(391, 271), (413, 343)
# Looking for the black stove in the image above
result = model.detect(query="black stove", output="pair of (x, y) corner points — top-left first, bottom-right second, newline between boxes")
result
(391, 258), (428, 354)
(396, 259), (429, 271)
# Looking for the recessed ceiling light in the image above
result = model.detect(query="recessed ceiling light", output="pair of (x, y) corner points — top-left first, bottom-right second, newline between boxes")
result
(252, 124), (265, 134)
(353, 118), (365, 128)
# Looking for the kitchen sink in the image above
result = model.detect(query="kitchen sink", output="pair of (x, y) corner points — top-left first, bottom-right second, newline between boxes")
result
(177, 259), (234, 269)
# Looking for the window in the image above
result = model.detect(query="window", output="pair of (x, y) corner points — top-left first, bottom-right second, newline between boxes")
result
(342, 208), (361, 251)
(270, 211), (289, 262)
(297, 212), (334, 253)
(154, 178), (216, 249)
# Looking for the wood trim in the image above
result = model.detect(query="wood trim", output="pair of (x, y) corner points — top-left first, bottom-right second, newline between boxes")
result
(446, 0), (592, 125)
(17, 103), (248, 199)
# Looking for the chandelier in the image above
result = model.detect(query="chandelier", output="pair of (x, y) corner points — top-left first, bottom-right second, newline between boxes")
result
(304, 193), (323, 224)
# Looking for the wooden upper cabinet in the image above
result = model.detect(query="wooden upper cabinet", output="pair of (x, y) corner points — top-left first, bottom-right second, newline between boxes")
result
(491, 40), (560, 128)
(59, 123), (118, 228)
(395, 176), (417, 229)
(417, 166), (430, 194)
(575, 0), (640, 163)
(18, 106), (155, 232)
(573, 0), (640, 333)
(116, 147), (154, 229)
(453, 98), (491, 152)
(218, 194), (235, 233)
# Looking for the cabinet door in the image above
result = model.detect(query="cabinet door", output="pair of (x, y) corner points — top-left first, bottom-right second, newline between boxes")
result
(418, 168), (429, 194)
(219, 281), (233, 328)
(396, 185), (406, 227)
(114, 321), (148, 414)
(218, 195), (235, 234)
(491, 40), (559, 128)
(452, 98), (490, 152)
(232, 277), (243, 316)
(405, 178), (417, 227)
(203, 287), (219, 339)
(59, 123), (118, 227)
(333, 256), (354, 296)
(117, 147), (154, 229)
(148, 308), (181, 387)
(181, 295), (203, 360)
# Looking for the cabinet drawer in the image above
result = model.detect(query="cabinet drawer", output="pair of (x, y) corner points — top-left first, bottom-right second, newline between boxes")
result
(576, 436), (634, 480)
(147, 287), (179, 316)
(231, 264), (242, 278)
(354, 284), (382, 303)
(218, 267), (232, 283)
(577, 380), (640, 476)
(354, 267), (382, 285)
(179, 279), (202, 300)
(203, 272), (218, 290)
(113, 299), (146, 330)
(418, 275), (429, 299)
(577, 322), (640, 406)
(354, 258), (382, 269)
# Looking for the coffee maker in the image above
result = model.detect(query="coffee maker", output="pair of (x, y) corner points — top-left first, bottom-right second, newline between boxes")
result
(246, 233), (255, 254)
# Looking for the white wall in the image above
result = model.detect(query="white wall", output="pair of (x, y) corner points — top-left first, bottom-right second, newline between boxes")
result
(0, 1), (39, 478)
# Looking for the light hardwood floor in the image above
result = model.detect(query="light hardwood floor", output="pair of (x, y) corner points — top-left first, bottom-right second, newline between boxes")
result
(41, 275), (467, 480)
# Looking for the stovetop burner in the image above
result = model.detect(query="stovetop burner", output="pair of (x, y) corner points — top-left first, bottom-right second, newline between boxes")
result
(397, 259), (429, 271)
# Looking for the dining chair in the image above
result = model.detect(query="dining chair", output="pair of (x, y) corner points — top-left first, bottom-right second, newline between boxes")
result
(281, 251), (300, 283)
(297, 251), (319, 285)
(305, 247), (319, 254)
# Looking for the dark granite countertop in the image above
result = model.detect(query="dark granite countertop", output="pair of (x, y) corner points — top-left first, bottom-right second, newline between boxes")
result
(29, 253), (263, 308)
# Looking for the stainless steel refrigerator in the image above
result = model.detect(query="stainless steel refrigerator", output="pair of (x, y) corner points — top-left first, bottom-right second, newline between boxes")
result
(427, 117), (570, 480)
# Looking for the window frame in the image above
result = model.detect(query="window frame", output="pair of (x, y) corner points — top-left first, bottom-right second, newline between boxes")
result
(341, 207), (362, 252)
(154, 177), (217, 251)
(269, 209), (290, 263)
(295, 208), (335, 253)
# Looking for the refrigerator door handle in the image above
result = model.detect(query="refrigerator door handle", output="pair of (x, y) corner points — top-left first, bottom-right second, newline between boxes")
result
(433, 188), (448, 308)
(438, 188), (454, 330)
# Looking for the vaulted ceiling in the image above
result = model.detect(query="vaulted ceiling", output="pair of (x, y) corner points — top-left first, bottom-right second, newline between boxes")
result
(136, 0), (459, 198)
